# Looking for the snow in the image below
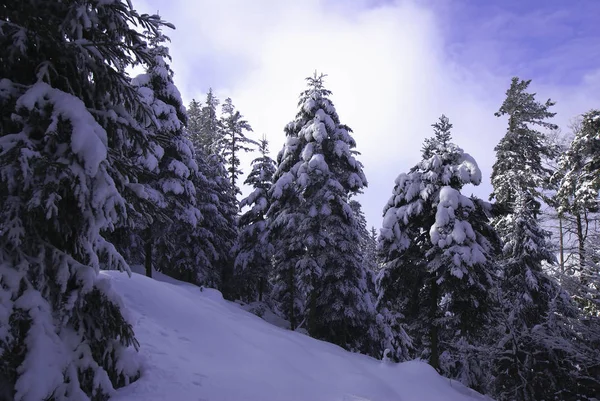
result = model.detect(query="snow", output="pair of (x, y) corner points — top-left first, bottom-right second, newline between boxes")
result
(457, 153), (482, 185)
(301, 142), (314, 161)
(431, 187), (478, 248)
(16, 82), (108, 176)
(104, 270), (489, 401)
(161, 178), (185, 195)
(13, 290), (67, 401)
(271, 171), (293, 199)
(308, 153), (328, 172)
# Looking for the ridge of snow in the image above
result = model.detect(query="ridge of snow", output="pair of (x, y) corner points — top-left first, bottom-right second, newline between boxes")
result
(104, 269), (491, 401)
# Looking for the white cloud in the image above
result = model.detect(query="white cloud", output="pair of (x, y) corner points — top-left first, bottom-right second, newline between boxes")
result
(135, 0), (600, 228)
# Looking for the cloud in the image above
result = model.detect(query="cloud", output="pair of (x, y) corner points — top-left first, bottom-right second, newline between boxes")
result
(134, 0), (600, 229)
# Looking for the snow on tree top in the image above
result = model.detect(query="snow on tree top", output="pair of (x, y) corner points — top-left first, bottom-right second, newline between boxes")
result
(457, 152), (482, 185)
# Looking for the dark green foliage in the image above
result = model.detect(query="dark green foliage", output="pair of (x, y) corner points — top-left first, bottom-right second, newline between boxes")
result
(490, 79), (600, 401)
(268, 73), (377, 355)
(490, 77), (559, 217)
(0, 1), (176, 398)
(378, 115), (498, 390)
(220, 97), (256, 195)
(184, 95), (239, 294)
(235, 137), (276, 302)
(113, 31), (200, 281)
(188, 89), (221, 155)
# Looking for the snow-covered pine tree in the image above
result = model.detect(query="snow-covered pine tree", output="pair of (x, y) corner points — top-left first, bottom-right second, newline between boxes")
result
(349, 200), (383, 356)
(235, 136), (277, 302)
(185, 95), (238, 295)
(0, 1), (177, 399)
(349, 200), (380, 305)
(430, 189), (499, 390)
(188, 89), (221, 155)
(490, 77), (558, 218)
(220, 97), (256, 195)
(490, 194), (600, 400)
(542, 126), (576, 282)
(268, 73), (377, 355)
(187, 99), (203, 146)
(350, 200), (369, 256)
(489, 81), (600, 400)
(349, 200), (378, 288)
(365, 227), (381, 273)
(129, 31), (201, 281)
(160, 147), (231, 288)
(377, 116), (498, 388)
(555, 110), (600, 315)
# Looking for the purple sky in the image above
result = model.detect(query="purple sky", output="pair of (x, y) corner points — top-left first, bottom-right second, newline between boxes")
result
(134, 0), (600, 229)
(440, 0), (600, 84)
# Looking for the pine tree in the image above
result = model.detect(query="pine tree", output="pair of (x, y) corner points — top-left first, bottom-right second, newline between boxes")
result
(365, 227), (380, 273)
(350, 201), (379, 279)
(188, 89), (221, 155)
(555, 110), (600, 315)
(0, 1), (175, 399)
(350, 201), (379, 298)
(490, 77), (558, 217)
(491, 195), (600, 400)
(235, 136), (277, 302)
(219, 97), (256, 195)
(185, 95), (238, 294)
(130, 32), (201, 281)
(489, 81), (600, 400)
(543, 126), (576, 278)
(268, 73), (377, 354)
(349, 200), (370, 267)
(378, 116), (498, 387)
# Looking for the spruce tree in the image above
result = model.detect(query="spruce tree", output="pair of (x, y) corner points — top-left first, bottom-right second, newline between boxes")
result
(490, 77), (558, 217)
(235, 136), (277, 302)
(491, 194), (600, 400)
(220, 97), (256, 195)
(555, 110), (600, 315)
(268, 73), (377, 354)
(187, 90), (221, 156)
(365, 227), (380, 273)
(349, 201), (379, 297)
(131, 32), (201, 281)
(185, 95), (238, 294)
(350, 200), (370, 256)
(490, 80), (600, 400)
(0, 1), (175, 399)
(378, 116), (498, 387)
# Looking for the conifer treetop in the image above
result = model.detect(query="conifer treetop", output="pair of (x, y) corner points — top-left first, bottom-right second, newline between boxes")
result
(432, 114), (453, 146)
(274, 71), (366, 201)
(422, 114), (453, 158)
(495, 77), (558, 132)
(490, 77), (559, 211)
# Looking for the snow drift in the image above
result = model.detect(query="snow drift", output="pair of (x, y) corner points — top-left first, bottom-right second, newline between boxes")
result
(103, 270), (489, 401)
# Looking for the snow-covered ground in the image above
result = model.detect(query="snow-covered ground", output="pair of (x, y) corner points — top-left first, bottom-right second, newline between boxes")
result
(103, 269), (490, 401)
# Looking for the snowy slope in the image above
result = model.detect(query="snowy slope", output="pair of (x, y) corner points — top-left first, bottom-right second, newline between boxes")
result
(103, 270), (490, 401)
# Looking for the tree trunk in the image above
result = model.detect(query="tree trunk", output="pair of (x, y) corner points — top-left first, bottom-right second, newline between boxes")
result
(145, 236), (153, 278)
(231, 134), (236, 190)
(576, 213), (586, 284)
(258, 277), (264, 302)
(220, 261), (235, 300)
(307, 286), (317, 337)
(289, 267), (296, 330)
(559, 215), (564, 274)
(429, 278), (440, 371)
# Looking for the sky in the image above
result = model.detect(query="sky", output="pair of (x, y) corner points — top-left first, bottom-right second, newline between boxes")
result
(134, 0), (600, 229)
